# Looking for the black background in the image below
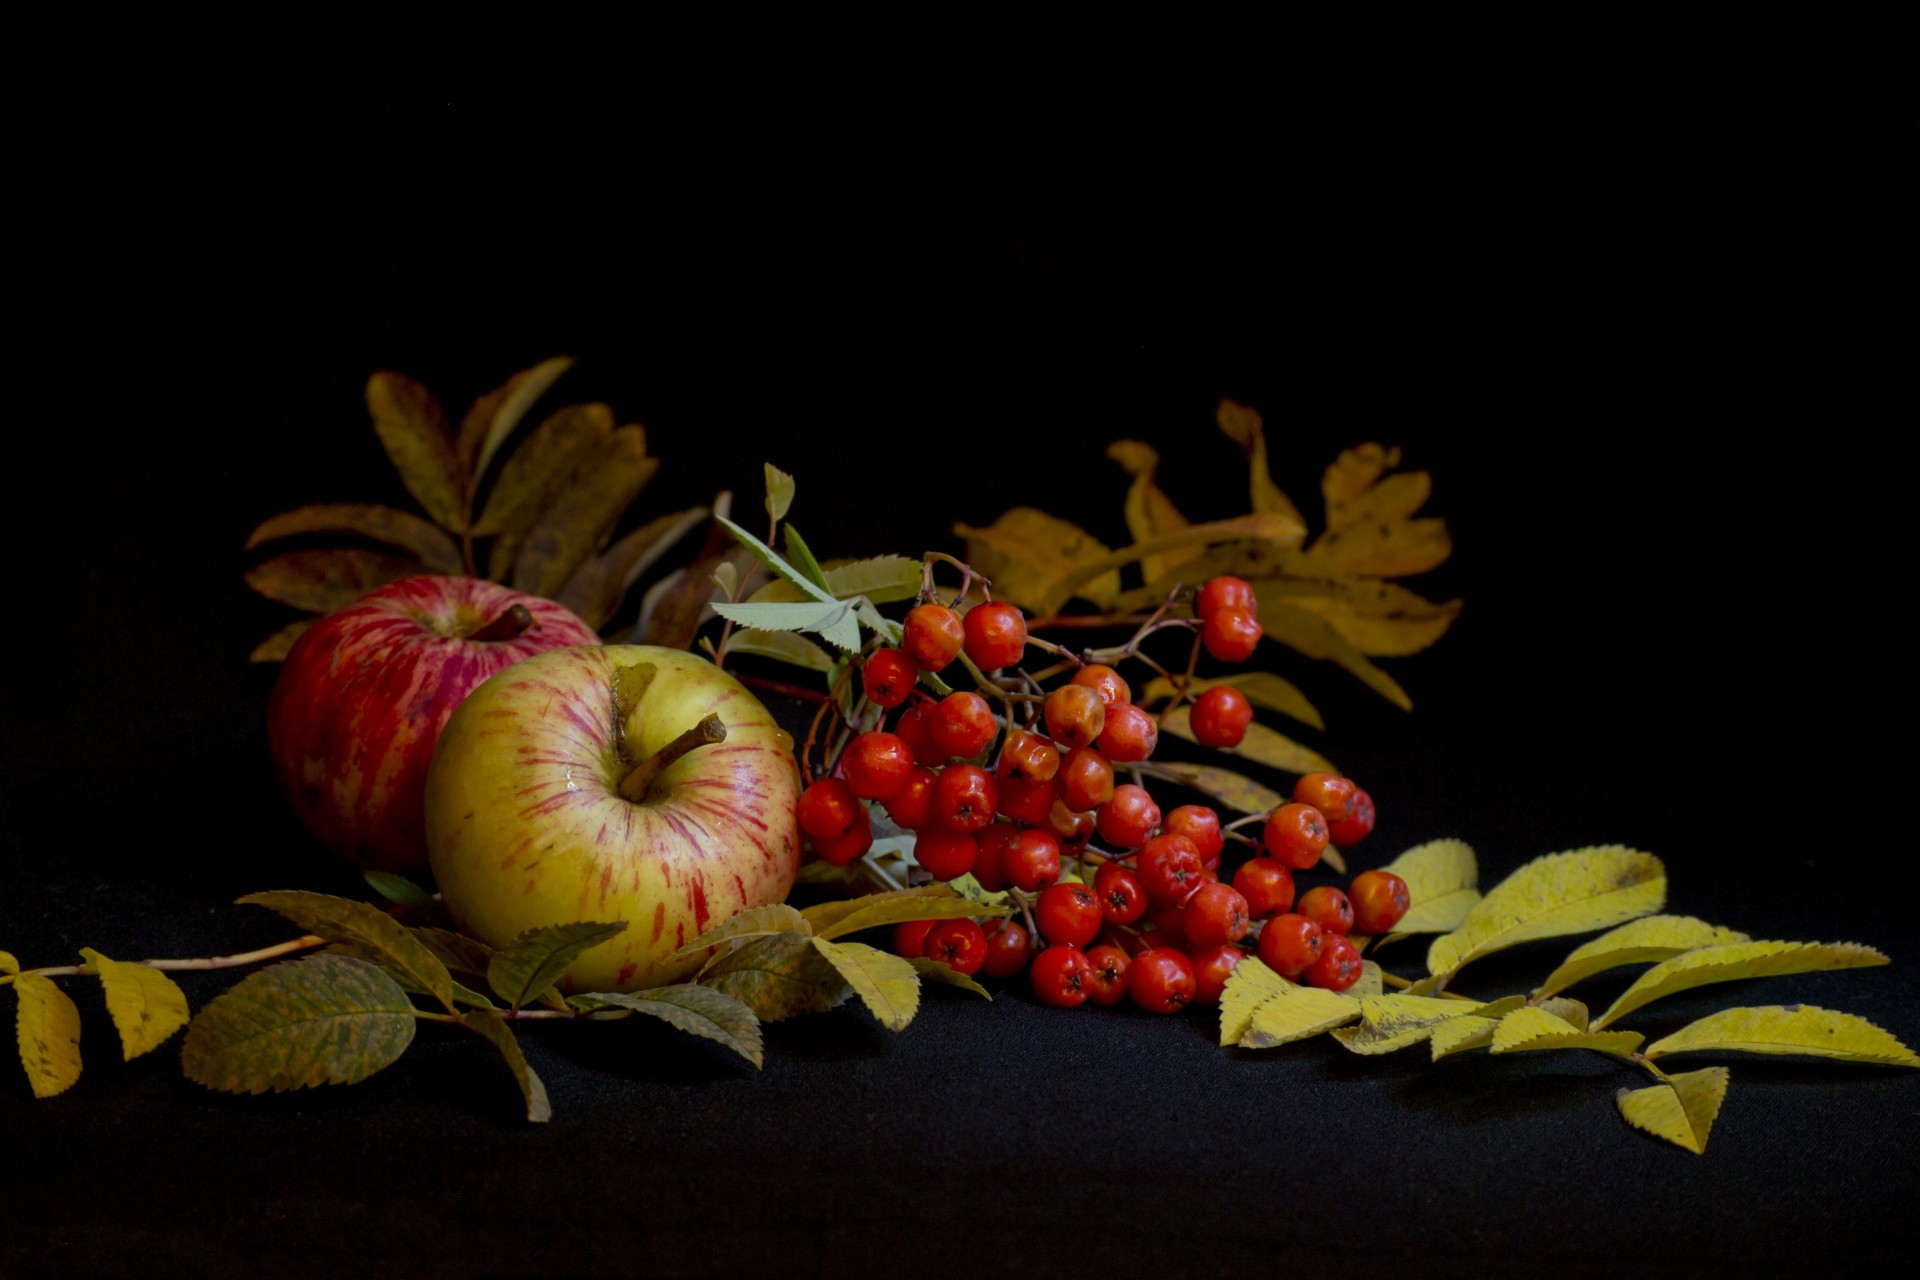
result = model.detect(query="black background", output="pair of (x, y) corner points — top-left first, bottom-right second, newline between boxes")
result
(4, 52), (1913, 1279)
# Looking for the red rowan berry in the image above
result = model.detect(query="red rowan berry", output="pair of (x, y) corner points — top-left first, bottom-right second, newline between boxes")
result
(903, 603), (965, 671)
(963, 601), (1027, 670)
(1190, 685), (1253, 749)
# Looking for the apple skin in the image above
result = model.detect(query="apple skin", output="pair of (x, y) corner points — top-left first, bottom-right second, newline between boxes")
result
(424, 644), (802, 993)
(267, 576), (601, 873)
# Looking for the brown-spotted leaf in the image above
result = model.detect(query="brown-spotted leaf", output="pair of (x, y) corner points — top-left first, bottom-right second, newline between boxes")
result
(1158, 705), (1334, 776)
(573, 985), (764, 1068)
(557, 505), (709, 631)
(953, 507), (1122, 613)
(1429, 1013), (1501, 1060)
(1218, 957), (1296, 1046)
(1031, 514), (1307, 618)
(249, 620), (313, 664)
(1141, 672), (1324, 731)
(457, 1010), (551, 1122)
(1285, 580), (1463, 658)
(1322, 444), (1419, 532)
(1644, 1004), (1920, 1067)
(473, 401), (614, 540)
(1109, 440), (1201, 585)
(698, 931), (852, 1021)
(512, 426), (658, 598)
(1138, 761), (1284, 815)
(180, 954), (416, 1095)
(1216, 399), (1306, 528)
(246, 504), (463, 574)
(80, 948), (190, 1061)
(1240, 983), (1363, 1049)
(1254, 596), (1413, 710)
(811, 939), (921, 1031)
(456, 356), (575, 490)
(1426, 847), (1666, 982)
(1307, 518), (1452, 579)
(244, 549), (425, 614)
(12, 972), (82, 1098)
(1616, 1068), (1729, 1155)
(366, 371), (466, 532)
(239, 890), (456, 1011)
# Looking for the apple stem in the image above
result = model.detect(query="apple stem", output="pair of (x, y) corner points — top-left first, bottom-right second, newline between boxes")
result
(467, 603), (535, 642)
(619, 713), (728, 801)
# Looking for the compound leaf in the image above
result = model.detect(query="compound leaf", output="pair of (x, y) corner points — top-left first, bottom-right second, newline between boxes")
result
(366, 371), (466, 532)
(1240, 983), (1363, 1049)
(1534, 915), (1753, 1001)
(457, 356), (575, 491)
(724, 628), (835, 673)
(709, 600), (849, 633)
(1490, 1005), (1644, 1060)
(670, 904), (811, 961)
(557, 505), (709, 631)
(243, 549), (424, 614)
(512, 425), (657, 598)
(798, 886), (963, 939)
(812, 895), (1007, 943)
(698, 931), (851, 1021)
(1138, 762), (1284, 815)
(1427, 846), (1666, 981)
(245, 503), (463, 574)
(1616, 1068), (1729, 1155)
(1158, 706), (1334, 777)
(1284, 579), (1462, 658)
(1380, 839), (1481, 934)
(1593, 941), (1891, 1030)
(1109, 439), (1201, 584)
(1031, 514), (1307, 618)
(239, 890), (455, 1011)
(472, 401), (613, 539)
(81, 948), (190, 1061)
(1644, 1004), (1920, 1067)
(908, 957), (993, 999)
(1219, 957), (1296, 1046)
(811, 938), (921, 1032)
(457, 1010), (551, 1123)
(571, 985), (764, 1068)
(486, 922), (628, 1011)
(181, 954), (415, 1095)
(824, 555), (923, 604)
(12, 972), (82, 1098)
(1216, 399), (1307, 529)
(1430, 1013), (1502, 1061)
(1254, 596), (1412, 710)
(714, 515), (836, 604)
(953, 507), (1123, 613)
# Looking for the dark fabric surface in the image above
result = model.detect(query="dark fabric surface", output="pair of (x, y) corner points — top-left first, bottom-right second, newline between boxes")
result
(4, 56), (1911, 1279)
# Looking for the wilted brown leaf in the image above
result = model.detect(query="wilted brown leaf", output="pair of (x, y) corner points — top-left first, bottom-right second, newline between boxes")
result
(473, 402), (614, 545)
(512, 426), (658, 598)
(244, 550), (425, 614)
(557, 505), (709, 631)
(456, 356), (574, 492)
(249, 620), (314, 663)
(246, 504), (463, 574)
(366, 372), (467, 532)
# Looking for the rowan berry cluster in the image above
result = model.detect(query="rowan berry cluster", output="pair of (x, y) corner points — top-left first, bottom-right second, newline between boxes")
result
(793, 573), (1411, 1015)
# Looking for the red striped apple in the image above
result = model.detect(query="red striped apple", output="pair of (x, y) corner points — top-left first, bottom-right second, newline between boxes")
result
(424, 645), (802, 992)
(267, 576), (600, 872)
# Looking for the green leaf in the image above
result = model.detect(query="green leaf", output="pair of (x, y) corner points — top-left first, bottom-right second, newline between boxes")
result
(12, 972), (82, 1098)
(366, 371), (466, 532)
(1379, 839), (1481, 935)
(362, 871), (431, 907)
(1218, 957), (1297, 1046)
(557, 505), (709, 632)
(243, 549), (425, 613)
(245, 503), (464, 574)
(472, 401), (613, 538)
(181, 955), (416, 1095)
(783, 525), (828, 591)
(714, 515), (836, 604)
(572, 985), (765, 1068)
(1616, 1068), (1728, 1155)
(824, 555), (923, 604)
(723, 628), (835, 673)
(811, 939), (921, 1032)
(457, 356), (575, 489)
(1534, 915), (1753, 1001)
(816, 607), (863, 652)
(1140, 672), (1324, 731)
(669, 904), (812, 962)
(409, 927), (496, 979)
(1489, 1005), (1644, 1060)
(1592, 941), (1891, 1031)
(698, 931), (851, 1021)
(1240, 983), (1363, 1049)
(1429, 1013), (1502, 1061)
(248, 620), (314, 663)
(710, 600), (849, 633)
(1643, 1004), (1920, 1067)
(238, 890), (456, 1011)
(1426, 846), (1666, 982)
(810, 895), (1007, 943)
(764, 463), (797, 524)
(798, 886), (966, 939)
(1137, 761), (1284, 815)
(486, 922), (628, 1011)
(80, 949), (190, 1061)
(1158, 706), (1334, 777)
(457, 1010), (552, 1123)
(511, 426), (658, 598)
(908, 957), (993, 999)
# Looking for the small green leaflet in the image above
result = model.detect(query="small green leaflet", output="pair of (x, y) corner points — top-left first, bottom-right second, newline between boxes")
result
(459, 1010), (552, 1123)
(764, 463), (796, 524)
(714, 515), (836, 604)
(827, 556), (922, 603)
(362, 871), (431, 907)
(181, 955), (416, 1096)
(783, 526), (829, 590)
(723, 628), (835, 673)
(569, 986), (764, 1068)
(486, 922), (628, 1011)
(238, 890), (457, 1012)
(710, 600), (850, 632)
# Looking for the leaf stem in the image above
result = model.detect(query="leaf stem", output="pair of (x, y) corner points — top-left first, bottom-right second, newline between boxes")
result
(5, 934), (327, 980)
(618, 714), (728, 800)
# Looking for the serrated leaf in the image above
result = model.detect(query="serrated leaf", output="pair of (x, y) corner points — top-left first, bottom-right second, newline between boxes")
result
(1332, 992), (1475, 1055)
(812, 895), (1006, 942)
(362, 871), (431, 907)
(366, 371), (466, 532)
(764, 463), (796, 524)
(557, 505), (709, 631)
(181, 954), (415, 1095)
(1254, 595), (1412, 711)
(410, 927), (495, 979)
(511, 426), (658, 598)
(1216, 399), (1307, 529)
(1536, 996), (1591, 1030)
(1490, 1005), (1644, 1059)
(715, 515), (836, 604)
(782, 526), (829, 594)
(457, 1010), (551, 1122)
(818, 608), (863, 652)
(811, 938), (921, 1032)
(824, 555), (923, 604)
(1109, 440), (1201, 585)
(1534, 915), (1753, 1001)
(249, 620), (313, 663)
(79, 949), (189, 1061)
(12, 972), (82, 1098)
(1241, 983), (1363, 1049)
(670, 904), (812, 961)
(1643, 1004), (1920, 1066)
(724, 628), (836, 673)
(710, 600), (850, 633)
(327, 944), (498, 1009)
(1141, 673), (1324, 731)
(1028, 514), (1308, 618)
(798, 886), (964, 939)
(1284, 579), (1462, 658)
(245, 503), (464, 573)
(1426, 846), (1666, 981)
(244, 549), (425, 613)
(908, 957), (993, 999)
(698, 931), (851, 1021)
(458, 356), (574, 489)
(568, 985), (764, 1068)
(1218, 958), (1299, 1046)
(1592, 941), (1891, 1031)
(239, 890), (456, 1011)
(1139, 761), (1284, 815)
(1616, 1068), (1728, 1154)
(952, 507), (1123, 613)
(472, 401), (613, 539)
(1430, 1013), (1501, 1060)
(486, 922), (628, 1011)
(1380, 839), (1481, 934)
(1158, 705), (1334, 776)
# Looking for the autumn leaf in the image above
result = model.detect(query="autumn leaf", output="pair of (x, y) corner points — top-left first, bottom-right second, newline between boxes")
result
(811, 938), (921, 1031)
(238, 890), (456, 1011)
(668, 904), (811, 962)
(723, 628), (835, 674)
(1643, 1005), (1920, 1067)
(1254, 596), (1413, 710)
(249, 620), (313, 664)
(1378, 838), (1481, 935)
(1240, 983), (1362, 1049)
(1429, 1013), (1502, 1061)
(1533, 915), (1753, 1001)
(456, 356), (574, 493)
(1218, 957), (1297, 1046)
(1141, 672), (1324, 732)
(698, 931), (851, 1021)
(1591, 941), (1890, 1031)
(245, 503), (463, 574)
(1616, 1068), (1729, 1155)
(809, 895), (1007, 943)
(512, 426), (658, 598)
(244, 549), (425, 614)
(557, 505), (709, 631)
(80, 948), (190, 1061)
(1426, 847), (1666, 983)
(1030, 514), (1306, 618)
(473, 402), (613, 540)
(953, 508), (1123, 613)
(908, 957), (993, 999)
(1331, 993), (1498, 1056)
(366, 371), (466, 532)
(485, 922), (628, 1011)
(568, 986), (764, 1068)
(1109, 440), (1202, 585)
(1137, 761), (1284, 815)
(457, 1010), (551, 1123)
(1216, 399), (1306, 529)
(12, 972), (82, 1098)
(1157, 705), (1334, 777)
(181, 955), (416, 1095)
(1489, 1005), (1644, 1060)
(798, 886), (968, 939)
(1283, 579), (1463, 658)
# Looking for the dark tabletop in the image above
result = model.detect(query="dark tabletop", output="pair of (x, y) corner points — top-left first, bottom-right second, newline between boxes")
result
(4, 55), (1911, 1280)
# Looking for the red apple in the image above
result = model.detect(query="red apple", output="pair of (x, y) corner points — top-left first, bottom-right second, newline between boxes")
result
(267, 575), (600, 872)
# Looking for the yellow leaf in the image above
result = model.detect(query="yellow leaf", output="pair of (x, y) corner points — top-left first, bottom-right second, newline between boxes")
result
(798, 886), (965, 939)
(953, 507), (1123, 613)
(1644, 1004), (1920, 1067)
(1218, 957), (1295, 1046)
(1592, 941), (1890, 1031)
(1284, 580), (1463, 657)
(810, 939), (921, 1032)
(1158, 706), (1335, 777)
(1240, 982), (1363, 1049)
(1255, 596), (1412, 710)
(1321, 443), (1400, 523)
(456, 356), (575, 493)
(1490, 1005), (1644, 1060)
(1108, 440), (1201, 585)
(472, 402), (614, 538)
(243, 549), (425, 614)
(764, 463), (796, 524)
(1430, 1013), (1501, 1061)
(556, 506), (709, 631)
(511, 426), (658, 599)
(1141, 672), (1324, 731)
(1216, 399), (1306, 529)
(248, 620), (314, 664)
(1115, 543), (1301, 614)
(1331, 992), (1491, 1055)
(80, 948), (190, 1061)
(13, 972), (82, 1098)
(366, 371), (467, 533)
(1138, 762), (1284, 815)
(1536, 996), (1591, 1030)
(1307, 518), (1452, 578)
(1380, 838), (1481, 934)
(1427, 846), (1666, 981)
(245, 503), (464, 574)
(0, 951), (17, 975)
(1534, 915), (1753, 1001)
(1031, 514), (1307, 617)
(809, 895), (1007, 942)
(1616, 1068), (1729, 1155)
(668, 904), (812, 962)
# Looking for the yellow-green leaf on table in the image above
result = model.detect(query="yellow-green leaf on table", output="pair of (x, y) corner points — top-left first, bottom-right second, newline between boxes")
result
(1347, 960), (1384, 999)
(79, 948), (189, 1061)
(486, 921), (628, 1011)
(410, 927), (496, 980)
(472, 401), (613, 538)
(811, 938), (920, 1032)
(557, 505), (709, 631)
(1109, 440), (1201, 585)
(1255, 596), (1412, 710)
(1158, 706), (1334, 777)
(327, 942), (497, 1009)
(1534, 915), (1753, 1001)
(1138, 762), (1283, 815)
(698, 930), (851, 1021)
(1331, 991), (1474, 1055)
(1216, 399), (1306, 529)
(511, 426), (658, 598)
(670, 904), (811, 961)
(455, 356), (575, 494)
(1535, 996), (1591, 1030)
(457, 1009), (551, 1122)
(908, 957), (993, 999)
(366, 371), (466, 532)
(238, 890), (456, 1011)
(245, 503), (463, 574)
(764, 462), (796, 524)
(811, 895), (1005, 943)
(799, 885), (967, 938)
(1489, 1005), (1644, 1059)
(1307, 517), (1452, 579)
(1380, 838), (1481, 935)
(181, 954), (416, 1095)
(1285, 581), (1463, 658)
(1426, 846), (1666, 981)
(724, 628), (835, 674)
(824, 555), (923, 604)
(1030, 513), (1308, 618)
(1616, 1068), (1728, 1155)
(1218, 957), (1297, 1046)
(249, 620), (314, 664)
(244, 549), (425, 614)
(1430, 1013), (1502, 1061)
(363, 871), (431, 907)
(1240, 983), (1363, 1049)
(1644, 1004), (1920, 1067)
(952, 507), (1123, 613)
(12, 972), (82, 1098)
(1141, 672), (1324, 731)
(1592, 941), (1891, 1031)
(571, 985), (765, 1068)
